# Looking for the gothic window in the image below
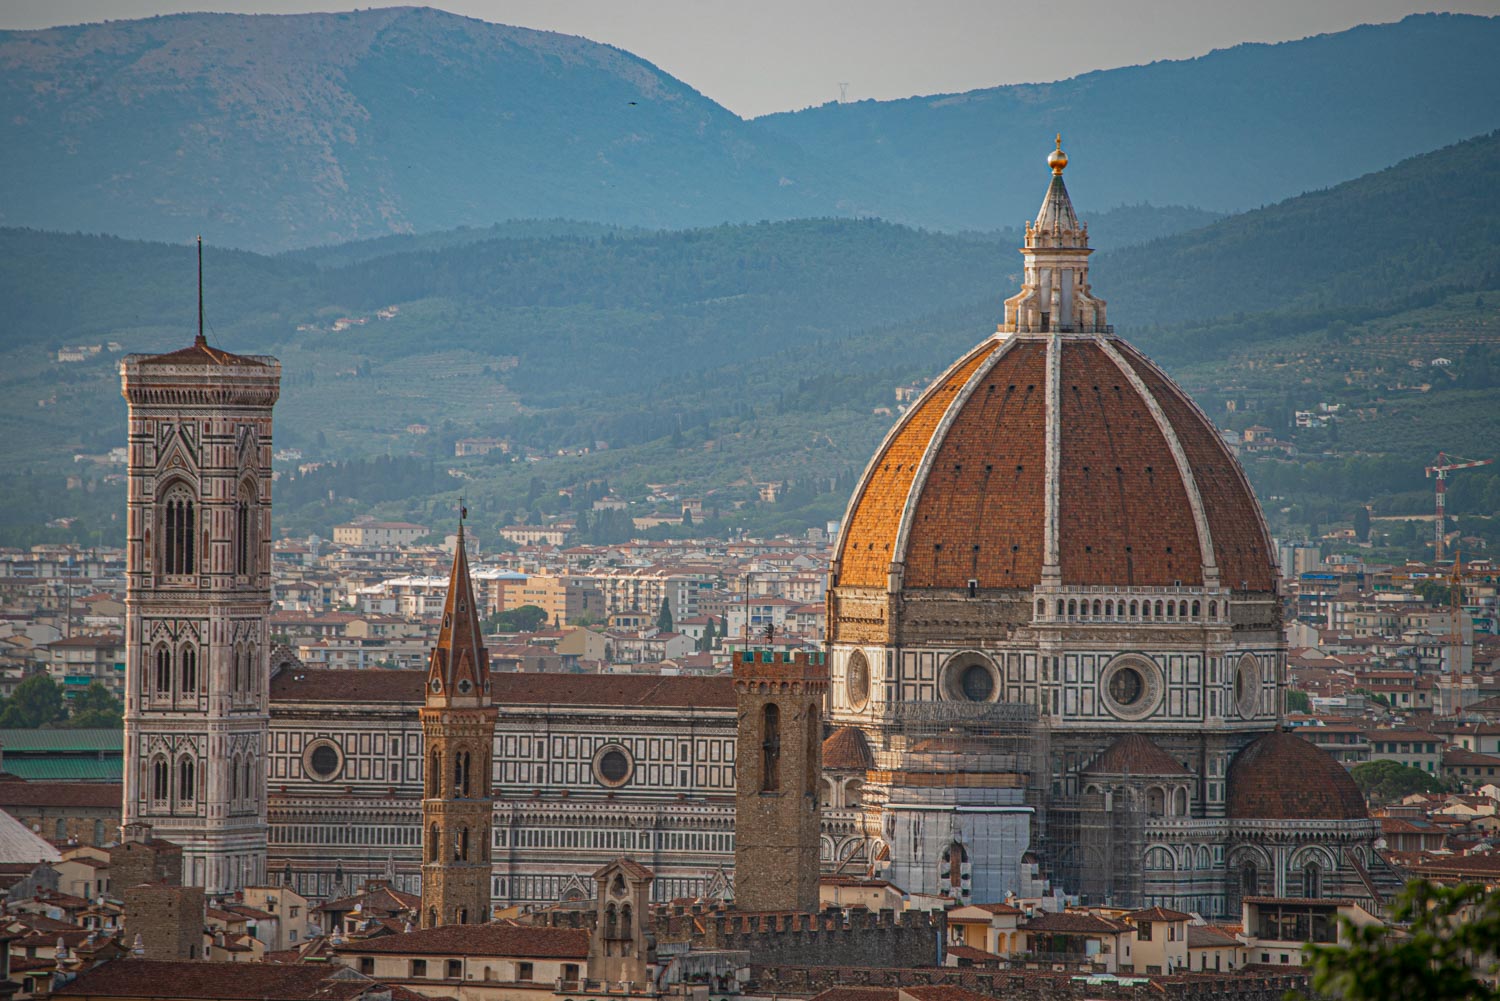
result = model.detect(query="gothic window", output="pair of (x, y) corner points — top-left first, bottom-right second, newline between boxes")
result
(427, 907), (436, 928)
(760, 704), (781, 792)
(231, 644), (241, 694)
(232, 754), (241, 801)
(455, 825), (469, 862)
(154, 646), (172, 695)
(456, 750), (471, 798)
(180, 644), (197, 696)
(151, 756), (169, 802)
(1209, 600), (1218, 618)
(429, 751), (440, 797)
(480, 826), (489, 862)
(1303, 862), (1322, 897)
(235, 479), (257, 577)
(160, 484), (197, 577)
(242, 756), (254, 805)
(457, 907), (468, 925)
(428, 824), (439, 863)
(178, 756), (196, 803)
(620, 904), (633, 940)
(605, 903), (617, 938)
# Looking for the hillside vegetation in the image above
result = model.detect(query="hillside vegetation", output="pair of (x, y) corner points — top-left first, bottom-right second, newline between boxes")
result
(1, 9), (1498, 250)
(2, 131), (1497, 549)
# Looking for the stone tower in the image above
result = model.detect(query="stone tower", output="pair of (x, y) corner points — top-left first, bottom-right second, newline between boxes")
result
(731, 649), (827, 912)
(420, 523), (496, 928)
(119, 252), (280, 894)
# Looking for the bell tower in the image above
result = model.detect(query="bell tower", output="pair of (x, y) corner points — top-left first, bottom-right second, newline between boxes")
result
(119, 239), (281, 893)
(731, 649), (827, 912)
(420, 522), (497, 928)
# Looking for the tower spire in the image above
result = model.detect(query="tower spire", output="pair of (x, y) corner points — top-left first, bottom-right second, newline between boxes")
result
(426, 522), (488, 705)
(196, 236), (206, 347)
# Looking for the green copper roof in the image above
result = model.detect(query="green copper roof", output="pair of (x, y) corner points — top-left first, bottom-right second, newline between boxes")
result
(3, 758), (122, 782)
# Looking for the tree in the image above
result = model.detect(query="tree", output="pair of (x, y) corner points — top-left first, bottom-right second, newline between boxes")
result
(699, 616), (717, 652)
(1304, 881), (1500, 1001)
(0, 674), (66, 729)
(61, 682), (122, 728)
(484, 604), (548, 634)
(1350, 759), (1444, 803)
(1353, 506), (1371, 542)
(1285, 689), (1312, 714)
(656, 598), (673, 634)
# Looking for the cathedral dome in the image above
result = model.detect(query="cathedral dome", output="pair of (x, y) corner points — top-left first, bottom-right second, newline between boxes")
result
(832, 148), (1275, 599)
(823, 726), (875, 772)
(1226, 731), (1368, 821)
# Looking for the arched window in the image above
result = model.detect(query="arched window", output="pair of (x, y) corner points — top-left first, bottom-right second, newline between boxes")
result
(1092, 600), (1102, 617)
(1303, 861), (1322, 897)
(1067, 599), (1077, 618)
(457, 907), (467, 925)
(620, 904), (633, 940)
(427, 907), (436, 928)
(178, 756), (196, 802)
(151, 756), (169, 801)
(231, 645), (241, 695)
(456, 750), (471, 798)
(1166, 600), (1176, 618)
(806, 702), (819, 796)
(154, 646), (172, 695)
(235, 479), (256, 577)
(428, 824), (439, 863)
(1172, 787), (1188, 816)
(847, 779), (864, 807)
(760, 704), (781, 792)
(160, 484), (197, 576)
(1191, 600), (1201, 618)
(1056, 599), (1064, 616)
(1036, 599), (1045, 617)
(1147, 787), (1166, 816)
(1155, 600), (1165, 618)
(242, 756), (254, 805)
(455, 825), (469, 862)
(1105, 600), (1114, 617)
(1130, 600), (1139, 617)
(605, 903), (618, 938)
(180, 644), (197, 696)
(429, 751), (440, 798)
(232, 754), (241, 801)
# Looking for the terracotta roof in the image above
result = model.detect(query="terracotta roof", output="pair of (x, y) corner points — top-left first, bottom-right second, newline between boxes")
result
(0, 782), (122, 809)
(593, 857), (654, 881)
(133, 337), (268, 369)
(334, 922), (589, 959)
(1082, 734), (1190, 776)
(1443, 748), (1500, 766)
(316, 884), (419, 915)
(809, 990), (895, 1001)
(51, 958), (365, 998)
(1227, 731), (1368, 821)
(823, 726), (875, 771)
(272, 668), (734, 709)
(1127, 906), (1193, 922)
(1020, 911), (1126, 934)
(834, 339), (1275, 595)
(1187, 924), (1240, 949)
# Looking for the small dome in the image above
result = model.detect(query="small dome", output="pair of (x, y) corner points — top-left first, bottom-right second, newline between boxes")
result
(1227, 731), (1367, 821)
(1082, 734), (1191, 777)
(823, 726), (875, 772)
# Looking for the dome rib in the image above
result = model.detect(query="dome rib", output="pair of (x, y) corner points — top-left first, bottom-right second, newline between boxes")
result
(1095, 338), (1219, 586)
(833, 340), (998, 589)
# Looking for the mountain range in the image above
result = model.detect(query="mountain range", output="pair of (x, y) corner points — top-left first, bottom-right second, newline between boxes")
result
(2, 8), (1498, 251)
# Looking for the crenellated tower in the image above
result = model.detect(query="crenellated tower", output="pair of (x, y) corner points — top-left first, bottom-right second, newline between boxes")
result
(420, 522), (496, 927)
(732, 649), (827, 912)
(119, 240), (281, 893)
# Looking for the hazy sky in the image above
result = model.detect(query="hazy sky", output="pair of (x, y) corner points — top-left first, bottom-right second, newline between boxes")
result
(3, 0), (1496, 117)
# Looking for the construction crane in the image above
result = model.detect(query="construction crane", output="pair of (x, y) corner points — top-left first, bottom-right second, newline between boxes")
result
(1425, 452), (1494, 561)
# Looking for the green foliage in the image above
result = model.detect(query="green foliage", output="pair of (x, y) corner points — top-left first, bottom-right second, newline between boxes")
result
(60, 682), (123, 729)
(1285, 689), (1312, 714)
(1303, 881), (1500, 1000)
(484, 604), (547, 634)
(1350, 760), (1444, 803)
(0, 674), (67, 729)
(656, 598), (673, 634)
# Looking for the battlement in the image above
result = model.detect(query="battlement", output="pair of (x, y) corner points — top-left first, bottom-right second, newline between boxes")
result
(732, 649), (829, 692)
(658, 905), (941, 969)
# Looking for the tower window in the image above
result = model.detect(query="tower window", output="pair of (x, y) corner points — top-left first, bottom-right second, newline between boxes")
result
(154, 646), (172, 695)
(178, 756), (196, 803)
(160, 485), (197, 577)
(235, 480), (256, 576)
(760, 704), (781, 792)
(151, 756), (169, 802)
(179, 645), (197, 696)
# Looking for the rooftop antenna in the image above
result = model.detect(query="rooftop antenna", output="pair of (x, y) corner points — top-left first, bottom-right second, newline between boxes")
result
(196, 235), (206, 346)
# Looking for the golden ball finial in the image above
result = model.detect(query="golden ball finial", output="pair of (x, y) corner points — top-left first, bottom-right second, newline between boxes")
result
(1048, 133), (1068, 174)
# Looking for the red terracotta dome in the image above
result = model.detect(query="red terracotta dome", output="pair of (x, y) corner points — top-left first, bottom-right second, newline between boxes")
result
(833, 148), (1275, 597)
(823, 726), (875, 772)
(1226, 731), (1368, 821)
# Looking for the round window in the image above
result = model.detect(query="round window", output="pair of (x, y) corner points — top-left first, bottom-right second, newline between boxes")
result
(593, 745), (634, 788)
(430, 677), (442, 694)
(940, 654), (998, 703)
(1099, 655), (1164, 721)
(961, 664), (994, 702)
(846, 651), (870, 710)
(458, 678), (473, 694)
(1235, 654), (1260, 718)
(303, 740), (342, 782)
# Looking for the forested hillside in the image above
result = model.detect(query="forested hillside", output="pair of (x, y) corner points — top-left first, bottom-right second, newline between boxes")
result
(1, 9), (1497, 250)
